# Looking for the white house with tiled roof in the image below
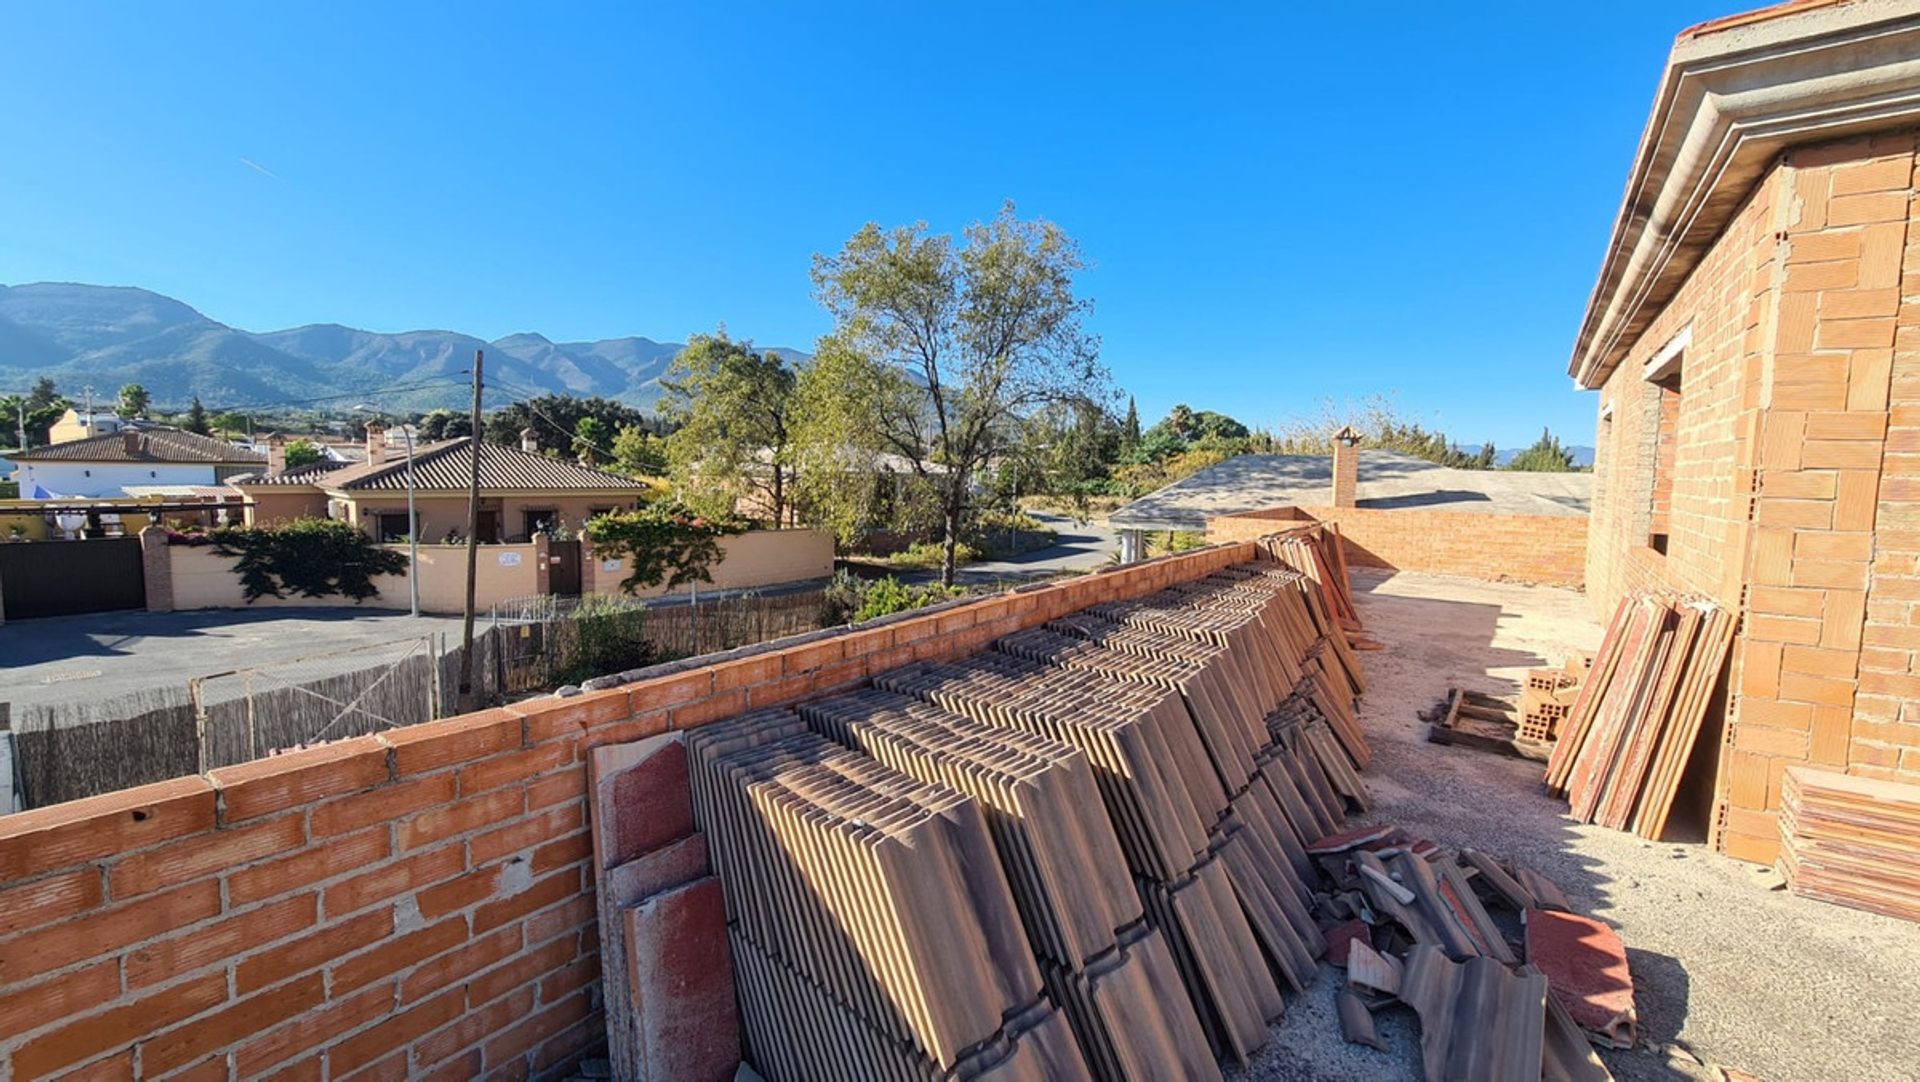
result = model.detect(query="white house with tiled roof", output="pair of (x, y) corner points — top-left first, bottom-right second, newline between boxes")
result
(231, 426), (650, 541)
(2, 427), (266, 498)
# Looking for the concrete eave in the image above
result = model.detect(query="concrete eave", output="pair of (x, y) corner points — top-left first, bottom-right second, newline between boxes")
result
(1570, 0), (1920, 390)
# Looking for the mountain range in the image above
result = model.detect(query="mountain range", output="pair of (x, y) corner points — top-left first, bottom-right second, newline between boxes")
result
(0, 282), (808, 412)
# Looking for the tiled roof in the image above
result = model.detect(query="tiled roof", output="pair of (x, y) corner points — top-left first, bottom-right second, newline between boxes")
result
(7, 428), (266, 465)
(305, 439), (648, 492)
(228, 460), (354, 487)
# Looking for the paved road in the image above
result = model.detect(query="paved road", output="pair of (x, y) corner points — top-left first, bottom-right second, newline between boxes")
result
(901, 512), (1122, 587)
(1, 608), (470, 711)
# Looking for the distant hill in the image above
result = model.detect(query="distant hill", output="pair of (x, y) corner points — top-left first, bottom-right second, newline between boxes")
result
(0, 282), (810, 412)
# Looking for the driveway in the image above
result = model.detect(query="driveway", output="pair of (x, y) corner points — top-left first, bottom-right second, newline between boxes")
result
(1, 608), (470, 711)
(900, 512), (1121, 587)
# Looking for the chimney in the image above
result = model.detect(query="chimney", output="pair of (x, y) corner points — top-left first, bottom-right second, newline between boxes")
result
(365, 424), (388, 467)
(123, 430), (142, 457)
(1330, 425), (1361, 508)
(268, 435), (287, 475)
(520, 427), (539, 454)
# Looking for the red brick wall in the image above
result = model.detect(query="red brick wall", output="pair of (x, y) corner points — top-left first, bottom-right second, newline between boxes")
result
(0, 542), (1257, 1081)
(1208, 505), (1587, 587)
(1586, 132), (1920, 864)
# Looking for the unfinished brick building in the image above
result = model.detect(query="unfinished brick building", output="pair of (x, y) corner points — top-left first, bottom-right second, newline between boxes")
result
(1574, 0), (1920, 862)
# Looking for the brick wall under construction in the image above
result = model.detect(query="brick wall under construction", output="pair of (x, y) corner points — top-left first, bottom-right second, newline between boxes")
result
(1207, 505), (1588, 588)
(0, 542), (1259, 1081)
(1586, 130), (1920, 864)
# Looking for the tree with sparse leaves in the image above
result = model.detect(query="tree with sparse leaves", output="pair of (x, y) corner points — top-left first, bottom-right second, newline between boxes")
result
(808, 203), (1107, 586)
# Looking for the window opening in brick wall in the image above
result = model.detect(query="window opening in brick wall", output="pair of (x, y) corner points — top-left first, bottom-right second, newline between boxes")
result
(1647, 367), (1681, 555)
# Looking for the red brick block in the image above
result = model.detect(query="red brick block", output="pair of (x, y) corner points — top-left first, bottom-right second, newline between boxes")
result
(398, 788), (525, 851)
(323, 844), (465, 916)
(483, 989), (592, 1071)
(210, 738), (390, 824)
(525, 895), (594, 948)
(417, 865), (502, 920)
(469, 932), (577, 1008)
(532, 832), (592, 875)
(709, 653), (783, 693)
(0, 960), (118, 1040)
(139, 971), (326, 1076)
(229, 826), (390, 907)
(332, 916), (467, 993)
(779, 637), (844, 675)
(235, 980), (396, 1077)
(0, 867), (103, 938)
(0, 776), (216, 882)
(401, 923), (524, 1004)
(626, 671), (712, 714)
(126, 891), (317, 988)
(417, 1049), (484, 1082)
(108, 813), (305, 899)
(416, 987), (535, 1072)
(0, 880), (220, 984)
(11, 972), (226, 1080)
(586, 711), (670, 751)
(472, 868), (579, 936)
(526, 765), (589, 811)
(236, 906), (395, 995)
(669, 690), (746, 731)
(472, 803), (583, 867)
(457, 741), (576, 797)
(311, 772), (457, 838)
(386, 709), (522, 776)
(323, 985), (464, 1076)
(47, 1050), (134, 1082)
(508, 689), (632, 742)
(257, 1056), (324, 1082)
(745, 673), (814, 709)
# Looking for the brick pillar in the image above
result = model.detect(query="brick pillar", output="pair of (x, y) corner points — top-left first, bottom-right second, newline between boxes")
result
(140, 525), (174, 613)
(534, 533), (552, 596)
(1331, 426), (1361, 508)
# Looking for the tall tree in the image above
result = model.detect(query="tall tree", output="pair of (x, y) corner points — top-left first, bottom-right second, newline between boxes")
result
(661, 332), (798, 525)
(1122, 395), (1141, 448)
(573, 416), (609, 465)
(116, 383), (150, 420)
(811, 202), (1106, 585)
(612, 424), (668, 477)
(184, 396), (210, 435)
(1506, 427), (1578, 472)
(484, 394), (649, 449)
(283, 438), (324, 470)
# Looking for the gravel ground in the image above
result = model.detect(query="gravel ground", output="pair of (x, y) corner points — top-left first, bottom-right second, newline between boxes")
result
(1232, 569), (1920, 1082)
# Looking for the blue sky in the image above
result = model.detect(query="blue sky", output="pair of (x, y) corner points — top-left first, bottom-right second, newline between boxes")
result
(0, 2), (1739, 447)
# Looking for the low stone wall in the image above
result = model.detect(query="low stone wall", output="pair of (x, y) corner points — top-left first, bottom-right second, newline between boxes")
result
(1208, 505), (1588, 588)
(0, 540), (1258, 1081)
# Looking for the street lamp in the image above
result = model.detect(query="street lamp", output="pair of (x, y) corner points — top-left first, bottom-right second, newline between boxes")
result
(355, 405), (420, 617)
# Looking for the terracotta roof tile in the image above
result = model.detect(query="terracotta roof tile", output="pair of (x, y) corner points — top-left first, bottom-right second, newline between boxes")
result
(306, 439), (647, 492)
(8, 428), (266, 465)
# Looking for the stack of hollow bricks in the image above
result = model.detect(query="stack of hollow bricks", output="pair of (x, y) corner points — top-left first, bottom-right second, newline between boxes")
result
(1588, 131), (1920, 864)
(0, 541), (1259, 1081)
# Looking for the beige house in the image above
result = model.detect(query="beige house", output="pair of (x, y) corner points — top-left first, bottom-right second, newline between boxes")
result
(232, 427), (649, 541)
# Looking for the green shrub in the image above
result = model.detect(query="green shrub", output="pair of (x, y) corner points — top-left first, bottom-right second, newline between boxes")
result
(887, 540), (980, 570)
(819, 570), (964, 624)
(553, 596), (659, 686)
(210, 518), (409, 602)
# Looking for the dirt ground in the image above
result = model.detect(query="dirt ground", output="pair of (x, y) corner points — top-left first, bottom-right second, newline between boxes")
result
(1232, 569), (1920, 1082)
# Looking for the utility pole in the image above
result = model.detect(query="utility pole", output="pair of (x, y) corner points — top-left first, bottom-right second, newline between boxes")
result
(15, 399), (25, 452)
(458, 350), (484, 710)
(83, 386), (93, 430)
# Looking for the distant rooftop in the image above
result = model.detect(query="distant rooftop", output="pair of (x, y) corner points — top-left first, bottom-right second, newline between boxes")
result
(4, 428), (265, 465)
(1108, 450), (1591, 532)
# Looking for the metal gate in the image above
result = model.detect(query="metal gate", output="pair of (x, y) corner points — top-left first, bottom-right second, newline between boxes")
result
(550, 539), (582, 595)
(0, 537), (146, 620)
